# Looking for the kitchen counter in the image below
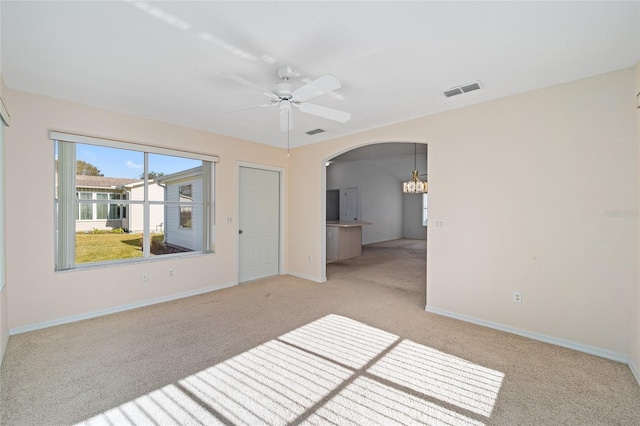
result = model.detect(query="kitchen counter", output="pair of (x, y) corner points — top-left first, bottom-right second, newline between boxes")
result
(326, 221), (371, 263)
(326, 221), (372, 228)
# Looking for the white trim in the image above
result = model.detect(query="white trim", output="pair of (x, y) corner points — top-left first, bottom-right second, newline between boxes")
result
(362, 237), (405, 246)
(0, 325), (8, 366)
(156, 166), (202, 184)
(236, 161), (286, 284)
(425, 305), (628, 363)
(9, 282), (235, 335)
(320, 164), (327, 282)
(287, 271), (326, 283)
(629, 358), (640, 387)
(0, 122), (5, 290)
(49, 131), (219, 163)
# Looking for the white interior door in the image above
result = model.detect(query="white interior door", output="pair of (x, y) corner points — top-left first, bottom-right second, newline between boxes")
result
(239, 167), (280, 282)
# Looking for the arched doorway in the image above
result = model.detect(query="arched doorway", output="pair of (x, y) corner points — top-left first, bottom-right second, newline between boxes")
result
(322, 142), (428, 306)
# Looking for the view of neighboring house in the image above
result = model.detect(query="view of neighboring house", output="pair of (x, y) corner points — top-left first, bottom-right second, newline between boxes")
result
(75, 175), (165, 233)
(124, 178), (165, 233)
(157, 166), (203, 252)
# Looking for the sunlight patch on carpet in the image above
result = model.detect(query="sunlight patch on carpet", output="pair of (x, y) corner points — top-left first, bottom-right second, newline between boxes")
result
(302, 376), (484, 426)
(368, 340), (504, 417)
(76, 315), (503, 426)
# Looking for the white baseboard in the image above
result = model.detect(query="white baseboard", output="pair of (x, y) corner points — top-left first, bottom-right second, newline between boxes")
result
(362, 237), (402, 246)
(286, 271), (326, 283)
(425, 305), (628, 364)
(0, 329), (8, 366)
(9, 282), (236, 335)
(629, 358), (640, 387)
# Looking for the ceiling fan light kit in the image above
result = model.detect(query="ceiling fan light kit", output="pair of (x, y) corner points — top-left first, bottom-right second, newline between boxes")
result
(222, 66), (351, 132)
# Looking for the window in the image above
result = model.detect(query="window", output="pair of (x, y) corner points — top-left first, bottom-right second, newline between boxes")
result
(75, 192), (125, 221)
(180, 207), (193, 228)
(422, 193), (428, 227)
(78, 193), (94, 220)
(53, 132), (218, 270)
(179, 184), (193, 228)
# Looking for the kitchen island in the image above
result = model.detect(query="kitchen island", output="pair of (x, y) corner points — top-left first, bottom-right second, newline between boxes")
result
(326, 221), (372, 263)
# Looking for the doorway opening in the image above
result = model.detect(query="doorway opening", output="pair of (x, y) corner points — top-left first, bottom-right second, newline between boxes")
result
(323, 142), (428, 307)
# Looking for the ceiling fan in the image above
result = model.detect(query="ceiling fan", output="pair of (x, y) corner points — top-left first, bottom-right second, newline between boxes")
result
(221, 66), (351, 132)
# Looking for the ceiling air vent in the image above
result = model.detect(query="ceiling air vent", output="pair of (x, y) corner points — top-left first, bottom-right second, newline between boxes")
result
(443, 81), (483, 98)
(443, 88), (463, 98)
(306, 128), (325, 135)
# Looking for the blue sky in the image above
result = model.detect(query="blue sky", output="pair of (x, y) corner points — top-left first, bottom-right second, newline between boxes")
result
(76, 144), (201, 179)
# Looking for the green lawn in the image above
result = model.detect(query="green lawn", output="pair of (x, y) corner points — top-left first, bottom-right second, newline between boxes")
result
(76, 232), (164, 264)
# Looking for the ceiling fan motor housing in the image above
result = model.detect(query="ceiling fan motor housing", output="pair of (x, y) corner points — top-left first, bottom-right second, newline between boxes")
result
(275, 82), (293, 100)
(222, 66), (350, 131)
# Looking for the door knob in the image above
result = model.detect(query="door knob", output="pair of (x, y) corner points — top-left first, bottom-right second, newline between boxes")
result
(239, 229), (243, 234)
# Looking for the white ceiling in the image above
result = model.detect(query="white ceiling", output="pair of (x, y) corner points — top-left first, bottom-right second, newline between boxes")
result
(329, 143), (428, 183)
(2, 1), (639, 150)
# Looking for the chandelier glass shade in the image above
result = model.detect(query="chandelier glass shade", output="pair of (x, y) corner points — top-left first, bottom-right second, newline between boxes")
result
(402, 144), (428, 194)
(403, 170), (428, 193)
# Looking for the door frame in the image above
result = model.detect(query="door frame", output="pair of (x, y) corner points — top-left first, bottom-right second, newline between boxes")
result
(236, 161), (286, 284)
(322, 141), (428, 284)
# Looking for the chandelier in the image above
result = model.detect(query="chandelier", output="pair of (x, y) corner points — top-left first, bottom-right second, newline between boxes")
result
(402, 143), (427, 193)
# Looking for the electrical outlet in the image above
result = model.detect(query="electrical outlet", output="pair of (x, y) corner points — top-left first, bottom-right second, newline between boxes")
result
(308, 256), (313, 263)
(513, 291), (522, 304)
(168, 269), (174, 278)
(142, 272), (148, 282)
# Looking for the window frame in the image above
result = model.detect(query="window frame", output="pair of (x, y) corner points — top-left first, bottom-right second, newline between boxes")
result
(178, 184), (193, 229)
(52, 131), (218, 271)
(422, 193), (428, 227)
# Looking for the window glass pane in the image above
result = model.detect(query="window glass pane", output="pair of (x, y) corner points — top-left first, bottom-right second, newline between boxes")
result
(179, 184), (192, 201)
(147, 154), (201, 182)
(149, 153), (202, 256)
(79, 193), (93, 220)
(76, 143), (144, 180)
(75, 143), (141, 234)
(75, 221), (143, 265)
(155, 204), (202, 255)
(56, 141), (211, 269)
(96, 193), (108, 219)
(422, 193), (428, 227)
(180, 206), (192, 228)
(108, 203), (121, 220)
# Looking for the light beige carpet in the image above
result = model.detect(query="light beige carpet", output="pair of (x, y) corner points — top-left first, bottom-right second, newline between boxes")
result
(1, 239), (639, 425)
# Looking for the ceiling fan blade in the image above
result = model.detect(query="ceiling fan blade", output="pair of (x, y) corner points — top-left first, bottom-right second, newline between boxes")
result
(298, 103), (351, 123)
(220, 73), (279, 101)
(292, 74), (341, 102)
(280, 108), (293, 132)
(220, 103), (276, 114)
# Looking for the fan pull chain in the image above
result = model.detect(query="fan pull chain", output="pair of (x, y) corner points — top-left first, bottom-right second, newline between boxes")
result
(287, 110), (290, 157)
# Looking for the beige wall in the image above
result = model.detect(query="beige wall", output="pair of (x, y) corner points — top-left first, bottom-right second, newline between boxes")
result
(4, 88), (287, 330)
(289, 68), (638, 357)
(632, 60), (640, 382)
(3, 66), (638, 369)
